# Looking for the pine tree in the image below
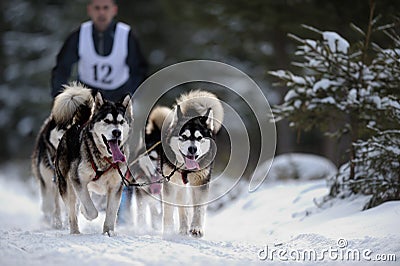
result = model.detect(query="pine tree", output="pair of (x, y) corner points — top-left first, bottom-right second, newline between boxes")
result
(270, 3), (400, 209)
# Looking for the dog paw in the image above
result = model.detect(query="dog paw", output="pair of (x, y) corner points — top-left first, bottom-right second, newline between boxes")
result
(80, 205), (98, 221)
(178, 227), (189, 236)
(52, 218), (63, 230)
(103, 229), (116, 237)
(70, 228), (80, 234)
(189, 227), (204, 238)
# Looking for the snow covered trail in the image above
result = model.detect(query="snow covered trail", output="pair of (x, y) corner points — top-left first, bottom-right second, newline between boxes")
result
(2, 229), (258, 266)
(0, 174), (259, 266)
(1, 168), (400, 265)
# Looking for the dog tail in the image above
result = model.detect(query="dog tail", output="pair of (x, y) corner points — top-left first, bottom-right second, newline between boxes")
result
(52, 82), (93, 128)
(145, 106), (172, 135)
(31, 118), (48, 190)
(176, 90), (224, 133)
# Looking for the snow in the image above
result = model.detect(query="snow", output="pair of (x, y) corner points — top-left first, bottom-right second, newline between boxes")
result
(348, 89), (358, 103)
(319, 97), (336, 105)
(1, 156), (399, 265)
(322, 32), (349, 54)
(312, 79), (338, 92)
(255, 153), (337, 182)
(284, 90), (298, 102)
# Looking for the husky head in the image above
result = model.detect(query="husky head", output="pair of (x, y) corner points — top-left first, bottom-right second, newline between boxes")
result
(168, 105), (215, 171)
(90, 92), (133, 163)
(134, 150), (162, 195)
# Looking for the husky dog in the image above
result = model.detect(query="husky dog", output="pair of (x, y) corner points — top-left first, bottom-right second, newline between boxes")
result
(147, 90), (223, 238)
(129, 153), (163, 232)
(54, 83), (133, 235)
(31, 84), (92, 229)
(120, 106), (171, 232)
(31, 117), (66, 229)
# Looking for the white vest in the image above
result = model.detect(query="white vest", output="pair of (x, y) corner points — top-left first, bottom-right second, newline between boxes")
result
(78, 21), (130, 90)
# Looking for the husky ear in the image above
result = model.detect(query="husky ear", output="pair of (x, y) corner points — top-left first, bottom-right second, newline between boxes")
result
(121, 94), (133, 120)
(94, 92), (104, 109)
(121, 94), (131, 108)
(169, 105), (182, 128)
(202, 108), (214, 132)
(176, 104), (183, 120)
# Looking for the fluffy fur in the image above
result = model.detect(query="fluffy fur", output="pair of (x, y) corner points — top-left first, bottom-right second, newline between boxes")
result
(147, 90), (223, 238)
(175, 90), (224, 133)
(52, 82), (93, 127)
(31, 83), (92, 229)
(145, 106), (172, 136)
(54, 83), (133, 235)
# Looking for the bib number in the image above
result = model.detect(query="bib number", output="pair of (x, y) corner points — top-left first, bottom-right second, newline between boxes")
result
(93, 64), (113, 84)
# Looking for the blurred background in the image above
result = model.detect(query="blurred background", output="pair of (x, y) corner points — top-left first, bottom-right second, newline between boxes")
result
(1, 0), (399, 175)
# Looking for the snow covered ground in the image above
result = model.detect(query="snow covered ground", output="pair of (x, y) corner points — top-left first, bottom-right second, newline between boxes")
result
(0, 159), (399, 265)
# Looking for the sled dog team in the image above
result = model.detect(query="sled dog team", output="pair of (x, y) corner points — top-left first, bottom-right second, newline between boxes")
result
(32, 83), (224, 238)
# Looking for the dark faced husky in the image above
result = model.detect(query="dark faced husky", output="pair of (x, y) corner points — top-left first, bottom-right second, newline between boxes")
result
(147, 90), (223, 238)
(53, 83), (133, 235)
(32, 85), (92, 229)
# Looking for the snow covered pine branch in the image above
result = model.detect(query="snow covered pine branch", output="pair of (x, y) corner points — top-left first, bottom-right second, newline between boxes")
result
(269, 23), (400, 209)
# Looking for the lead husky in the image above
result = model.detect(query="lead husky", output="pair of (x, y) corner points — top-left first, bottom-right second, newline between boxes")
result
(148, 90), (223, 238)
(54, 83), (133, 235)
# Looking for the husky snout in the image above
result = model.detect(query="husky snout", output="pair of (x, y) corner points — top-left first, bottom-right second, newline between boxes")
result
(112, 129), (121, 139)
(187, 145), (197, 156)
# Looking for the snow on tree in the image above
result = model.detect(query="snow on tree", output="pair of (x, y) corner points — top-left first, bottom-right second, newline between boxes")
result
(270, 15), (400, 209)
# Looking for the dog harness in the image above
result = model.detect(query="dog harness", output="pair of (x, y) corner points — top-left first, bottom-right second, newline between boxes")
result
(84, 140), (131, 182)
(78, 21), (130, 90)
(89, 156), (132, 182)
(181, 171), (189, 185)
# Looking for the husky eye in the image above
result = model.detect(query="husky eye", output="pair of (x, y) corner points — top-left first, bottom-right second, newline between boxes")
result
(196, 136), (202, 141)
(118, 120), (124, 125)
(179, 135), (189, 141)
(104, 119), (112, 124)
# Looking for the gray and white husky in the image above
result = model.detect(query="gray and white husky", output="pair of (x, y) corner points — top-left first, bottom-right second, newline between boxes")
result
(147, 90), (224, 238)
(53, 83), (133, 235)
(31, 84), (93, 229)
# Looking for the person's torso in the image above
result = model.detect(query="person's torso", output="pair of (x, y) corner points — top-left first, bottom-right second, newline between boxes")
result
(78, 21), (130, 90)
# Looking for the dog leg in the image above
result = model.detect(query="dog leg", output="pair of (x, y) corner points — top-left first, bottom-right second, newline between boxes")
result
(103, 184), (123, 236)
(177, 187), (189, 236)
(149, 194), (162, 232)
(39, 165), (56, 226)
(62, 182), (80, 234)
(135, 189), (147, 232)
(39, 180), (52, 225)
(189, 184), (209, 238)
(162, 182), (175, 235)
(52, 184), (62, 229)
(72, 179), (98, 221)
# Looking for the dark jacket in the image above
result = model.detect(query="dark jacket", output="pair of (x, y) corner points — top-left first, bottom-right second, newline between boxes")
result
(51, 20), (148, 102)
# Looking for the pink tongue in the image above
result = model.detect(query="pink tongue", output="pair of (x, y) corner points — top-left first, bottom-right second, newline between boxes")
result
(149, 183), (162, 194)
(149, 174), (162, 194)
(108, 140), (126, 162)
(184, 157), (200, 170)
